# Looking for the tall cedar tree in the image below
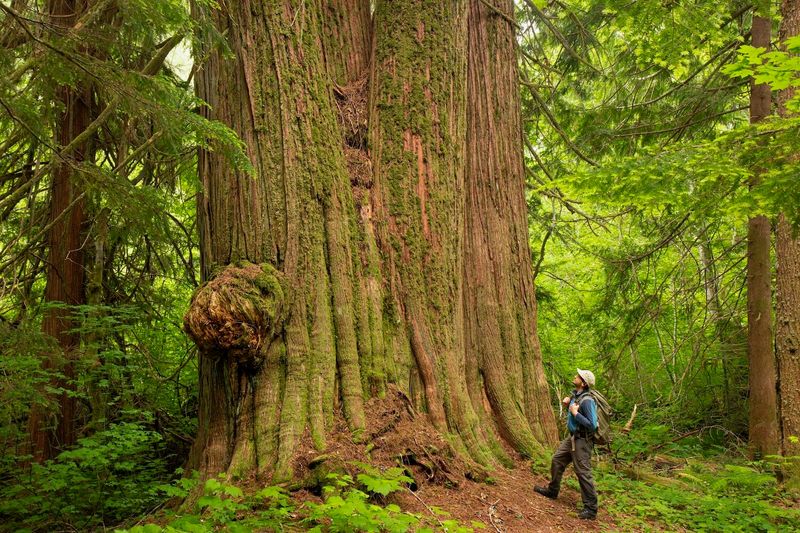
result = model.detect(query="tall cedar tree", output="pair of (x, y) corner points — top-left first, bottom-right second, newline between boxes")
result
(185, 0), (557, 481)
(747, 8), (780, 457)
(27, 0), (92, 462)
(777, 0), (800, 470)
(22, 1), (189, 462)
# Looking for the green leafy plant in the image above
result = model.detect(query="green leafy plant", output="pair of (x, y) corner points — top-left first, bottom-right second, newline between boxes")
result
(303, 471), (418, 532)
(598, 455), (800, 531)
(119, 466), (479, 532)
(353, 461), (414, 497)
(120, 473), (266, 533)
(723, 36), (800, 111)
(0, 422), (169, 531)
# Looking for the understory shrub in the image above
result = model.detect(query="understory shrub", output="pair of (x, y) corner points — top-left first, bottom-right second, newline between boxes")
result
(0, 422), (169, 531)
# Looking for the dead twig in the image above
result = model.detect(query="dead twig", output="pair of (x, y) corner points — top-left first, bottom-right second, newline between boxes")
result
(487, 498), (503, 532)
(622, 404), (638, 434)
(406, 488), (445, 530)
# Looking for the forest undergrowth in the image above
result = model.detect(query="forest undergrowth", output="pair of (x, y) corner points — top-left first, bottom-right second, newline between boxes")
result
(2, 389), (799, 532)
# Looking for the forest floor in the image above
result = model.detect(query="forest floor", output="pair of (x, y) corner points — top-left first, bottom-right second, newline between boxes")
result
(291, 459), (613, 532)
(289, 386), (615, 531)
(389, 461), (612, 531)
(112, 387), (799, 532)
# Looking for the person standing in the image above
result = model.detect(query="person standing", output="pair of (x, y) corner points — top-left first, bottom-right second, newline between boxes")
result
(534, 369), (598, 520)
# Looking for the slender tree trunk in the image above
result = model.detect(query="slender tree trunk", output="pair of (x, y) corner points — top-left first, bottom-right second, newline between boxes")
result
(698, 227), (731, 411)
(652, 319), (676, 387)
(747, 12), (780, 457)
(186, 0), (556, 481)
(27, 0), (91, 462)
(776, 0), (800, 472)
(699, 240), (720, 324)
(777, 216), (800, 462)
(628, 345), (648, 403)
(86, 207), (109, 429)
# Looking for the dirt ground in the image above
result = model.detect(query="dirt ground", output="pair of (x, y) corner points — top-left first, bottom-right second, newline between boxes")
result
(290, 386), (613, 531)
(392, 461), (611, 532)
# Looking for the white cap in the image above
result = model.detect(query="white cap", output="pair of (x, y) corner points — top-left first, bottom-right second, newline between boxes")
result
(577, 368), (596, 387)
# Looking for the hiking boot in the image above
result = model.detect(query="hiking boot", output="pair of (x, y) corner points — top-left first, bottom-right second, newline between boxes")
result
(578, 508), (597, 520)
(533, 485), (558, 499)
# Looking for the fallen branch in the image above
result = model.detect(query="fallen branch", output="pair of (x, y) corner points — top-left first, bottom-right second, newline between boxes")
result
(487, 498), (503, 533)
(622, 404), (638, 434)
(619, 466), (692, 490)
(406, 488), (445, 530)
(634, 429), (702, 461)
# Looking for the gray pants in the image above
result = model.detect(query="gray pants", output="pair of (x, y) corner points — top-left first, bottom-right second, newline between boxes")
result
(548, 435), (597, 513)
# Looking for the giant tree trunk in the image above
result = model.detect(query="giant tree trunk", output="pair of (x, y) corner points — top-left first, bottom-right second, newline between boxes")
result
(186, 0), (556, 481)
(370, 0), (492, 465)
(27, 0), (91, 462)
(776, 0), (800, 473)
(747, 12), (780, 457)
(187, 0), (369, 480)
(463, 0), (557, 455)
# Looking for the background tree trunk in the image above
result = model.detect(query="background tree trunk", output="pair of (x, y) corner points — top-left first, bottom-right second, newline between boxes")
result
(776, 0), (800, 473)
(27, 0), (91, 462)
(698, 229), (728, 408)
(747, 12), (780, 457)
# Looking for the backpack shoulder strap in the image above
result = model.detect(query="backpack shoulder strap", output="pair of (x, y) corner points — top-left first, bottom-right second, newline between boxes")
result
(576, 392), (599, 430)
(577, 394), (598, 418)
(577, 392), (595, 405)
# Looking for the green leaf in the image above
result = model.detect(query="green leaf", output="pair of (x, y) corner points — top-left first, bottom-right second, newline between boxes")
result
(786, 35), (800, 53)
(222, 484), (243, 498)
(203, 478), (222, 494)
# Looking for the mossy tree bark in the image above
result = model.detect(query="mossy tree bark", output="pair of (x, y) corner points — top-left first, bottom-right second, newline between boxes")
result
(27, 0), (92, 463)
(776, 0), (800, 473)
(464, 0), (558, 455)
(188, 0), (366, 481)
(187, 0), (557, 481)
(320, 0), (372, 85)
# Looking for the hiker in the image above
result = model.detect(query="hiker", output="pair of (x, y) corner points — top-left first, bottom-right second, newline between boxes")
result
(534, 369), (598, 520)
